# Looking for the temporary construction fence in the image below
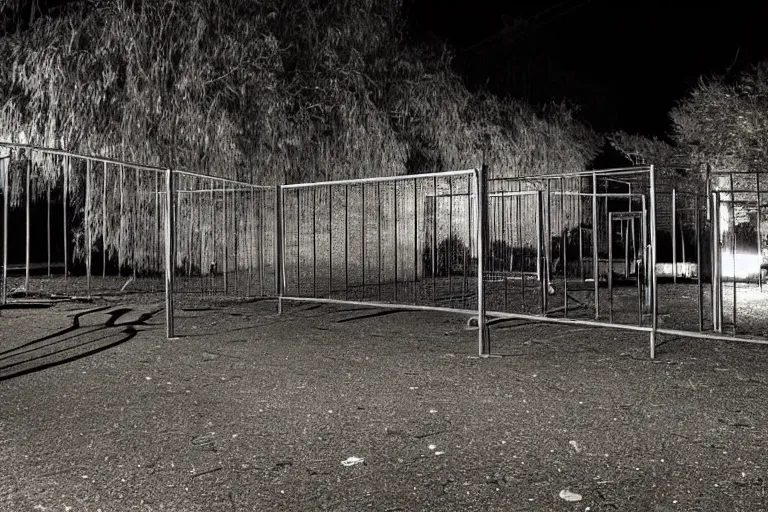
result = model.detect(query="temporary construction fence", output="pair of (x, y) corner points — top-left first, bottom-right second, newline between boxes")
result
(0, 145), (170, 301)
(275, 168), (490, 355)
(277, 170), (479, 309)
(168, 172), (276, 333)
(276, 164), (768, 357)
(0, 143), (275, 338)
(3, 143), (768, 357)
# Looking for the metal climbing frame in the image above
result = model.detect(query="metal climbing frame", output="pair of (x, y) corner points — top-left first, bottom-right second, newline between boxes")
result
(481, 166), (662, 356)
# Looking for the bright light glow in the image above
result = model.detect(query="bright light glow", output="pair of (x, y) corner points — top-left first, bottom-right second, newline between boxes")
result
(720, 252), (762, 280)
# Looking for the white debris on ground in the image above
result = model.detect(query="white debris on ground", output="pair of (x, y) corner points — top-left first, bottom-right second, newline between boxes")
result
(559, 489), (582, 502)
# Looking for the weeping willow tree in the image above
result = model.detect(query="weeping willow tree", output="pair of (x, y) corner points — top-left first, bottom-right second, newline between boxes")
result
(1, 0), (599, 179)
(0, 0), (601, 278)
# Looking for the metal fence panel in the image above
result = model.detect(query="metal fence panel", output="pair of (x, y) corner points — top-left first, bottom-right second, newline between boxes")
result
(279, 170), (480, 314)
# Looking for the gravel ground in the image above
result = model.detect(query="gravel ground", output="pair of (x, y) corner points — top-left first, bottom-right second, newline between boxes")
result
(1, 298), (768, 511)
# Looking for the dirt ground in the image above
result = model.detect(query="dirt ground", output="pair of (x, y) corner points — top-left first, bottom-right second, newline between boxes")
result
(1, 298), (768, 511)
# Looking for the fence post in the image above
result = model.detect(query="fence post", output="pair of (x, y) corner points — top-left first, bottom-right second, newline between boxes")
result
(476, 165), (490, 357)
(592, 172), (599, 319)
(275, 185), (284, 314)
(712, 192), (722, 332)
(25, 154), (31, 294)
(86, 160), (92, 297)
(165, 168), (176, 339)
(63, 156), (68, 288)
(649, 165), (658, 358)
(537, 190), (546, 313)
(1, 155), (8, 305)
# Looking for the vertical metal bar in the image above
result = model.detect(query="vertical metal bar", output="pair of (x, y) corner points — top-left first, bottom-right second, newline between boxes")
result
(432, 176), (437, 301)
(448, 178), (454, 306)
(259, 188), (264, 296)
(538, 190), (546, 314)
(119, 165), (124, 277)
(394, 180), (398, 302)
(247, 188), (253, 297)
(730, 175), (736, 334)
(635, 218), (642, 325)
(705, 164), (712, 221)
(517, 184), (524, 307)
(546, 179), (552, 294)
(346, 184), (351, 300)
(649, 165), (658, 359)
(86, 160), (92, 297)
(165, 168), (175, 338)
(413, 179), (418, 304)
(468, 183), (474, 303)
(463, 187), (468, 307)
(25, 156), (31, 294)
(276, 185), (284, 313)
(672, 188), (677, 284)
(233, 189), (239, 296)
(477, 165), (490, 356)
(561, 178), (568, 317)
(491, 191), (498, 275)
(312, 186), (317, 298)
(198, 180), (205, 296)
(718, 193), (724, 333)
(757, 175), (763, 292)
(630, 189), (637, 262)
(578, 180), (584, 281)
(328, 185), (333, 298)
(642, 194), (648, 313)
(195, 182), (201, 295)
(1, 156), (8, 305)
(711, 192), (719, 332)
(296, 189), (301, 296)
(628, 185), (633, 280)
(592, 172), (599, 319)
(696, 194), (703, 331)
(132, 168), (137, 282)
(47, 182), (51, 277)
(608, 212), (614, 323)
(210, 180), (215, 294)
(502, 190), (508, 310)
(536, 192), (541, 281)
(63, 157), (68, 286)
(361, 183), (366, 299)
(281, 187), (287, 304)
(223, 187), (229, 294)
(377, 181), (382, 302)
(102, 161), (107, 280)
(624, 219), (630, 278)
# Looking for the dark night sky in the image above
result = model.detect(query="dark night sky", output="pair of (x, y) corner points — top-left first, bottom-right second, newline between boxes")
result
(406, 1), (768, 137)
